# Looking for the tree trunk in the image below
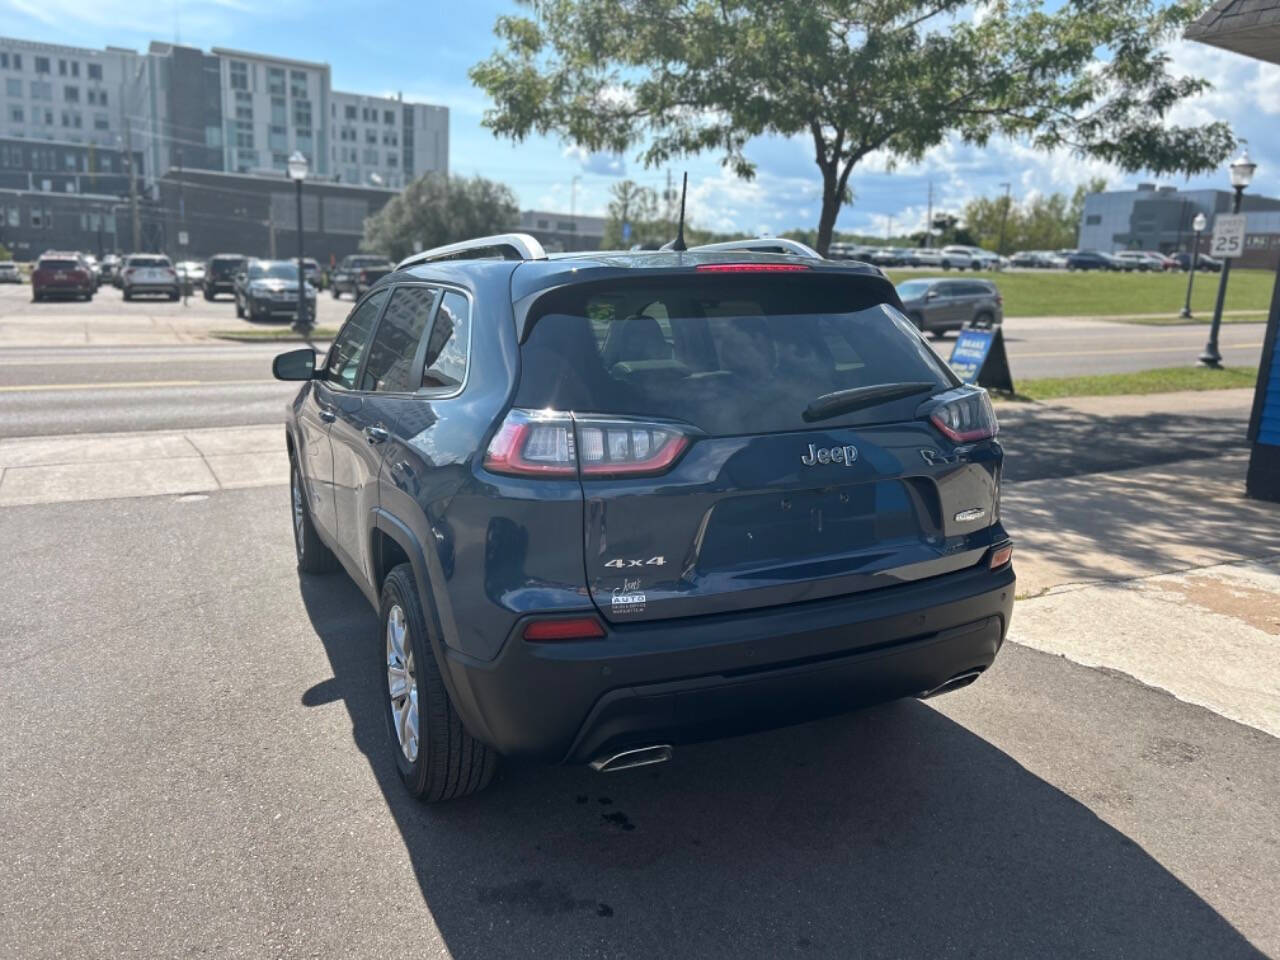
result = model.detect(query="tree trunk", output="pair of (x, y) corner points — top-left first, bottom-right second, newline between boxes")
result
(815, 167), (840, 258)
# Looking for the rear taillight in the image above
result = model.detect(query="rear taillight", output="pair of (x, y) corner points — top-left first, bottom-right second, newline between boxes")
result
(695, 263), (809, 273)
(989, 543), (1013, 569)
(522, 617), (606, 642)
(125, 268), (135, 277)
(359, 270), (369, 282)
(483, 409), (690, 478)
(929, 389), (998, 443)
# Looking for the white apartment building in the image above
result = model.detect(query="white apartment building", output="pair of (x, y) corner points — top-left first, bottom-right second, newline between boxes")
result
(0, 36), (145, 150)
(0, 35), (449, 191)
(328, 91), (447, 190)
(212, 48), (331, 178)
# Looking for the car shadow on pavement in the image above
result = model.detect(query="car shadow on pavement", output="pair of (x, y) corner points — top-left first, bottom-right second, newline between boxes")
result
(298, 573), (1265, 960)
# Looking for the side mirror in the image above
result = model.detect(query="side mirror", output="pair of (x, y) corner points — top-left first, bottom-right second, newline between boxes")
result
(273, 348), (317, 381)
(924, 290), (939, 301)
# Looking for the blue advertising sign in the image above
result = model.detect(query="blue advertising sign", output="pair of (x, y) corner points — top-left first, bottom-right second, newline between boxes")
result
(947, 325), (1015, 393)
(949, 329), (994, 384)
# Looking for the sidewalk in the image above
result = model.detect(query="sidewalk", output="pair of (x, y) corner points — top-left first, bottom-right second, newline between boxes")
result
(0, 424), (285, 506)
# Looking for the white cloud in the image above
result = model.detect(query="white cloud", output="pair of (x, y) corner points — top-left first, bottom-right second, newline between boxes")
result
(562, 145), (626, 177)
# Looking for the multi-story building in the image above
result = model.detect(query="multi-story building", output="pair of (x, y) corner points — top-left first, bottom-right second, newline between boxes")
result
(517, 209), (606, 252)
(1079, 183), (1280, 267)
(0, 33), (448, 256)
(328, 91), (447, 189)
(211, 47), (331, 178)
(0, 36), (145, 151)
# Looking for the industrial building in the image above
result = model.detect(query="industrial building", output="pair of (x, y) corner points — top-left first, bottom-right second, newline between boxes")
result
(1078, 183), (1280, 268)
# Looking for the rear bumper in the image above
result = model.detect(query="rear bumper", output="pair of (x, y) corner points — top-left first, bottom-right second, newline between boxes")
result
(250, 296), (309, 316)
(442, 561), (1015, 764)
(125, 283), (178, 294)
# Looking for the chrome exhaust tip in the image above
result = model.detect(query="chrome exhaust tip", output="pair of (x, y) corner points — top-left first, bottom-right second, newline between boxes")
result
(589, 744), (673, 773)
(917, 669), (984, 700)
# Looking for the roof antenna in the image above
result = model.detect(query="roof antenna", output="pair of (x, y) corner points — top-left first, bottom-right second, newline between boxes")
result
(661, 172), (688, 252)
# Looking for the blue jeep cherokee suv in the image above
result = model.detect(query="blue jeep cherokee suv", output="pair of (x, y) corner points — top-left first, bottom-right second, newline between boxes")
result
(273, 234), (1015, 802)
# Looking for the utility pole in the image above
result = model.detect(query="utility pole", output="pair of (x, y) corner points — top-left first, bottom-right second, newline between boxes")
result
(124, 122), (140, 252)
(925, 181), (933, 248)
(997, 182), (1012, 256)
(886, 215), (893, 241)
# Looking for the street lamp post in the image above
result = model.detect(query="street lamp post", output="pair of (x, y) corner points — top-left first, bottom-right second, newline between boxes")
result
(1201, 148), (1256, 368)
(287, 151), (310, 334)
(1179, 212), (1208, 319)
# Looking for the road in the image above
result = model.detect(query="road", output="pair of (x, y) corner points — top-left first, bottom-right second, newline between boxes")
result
(0, 284), (1266, 437)
(1, 485), (1276, 959)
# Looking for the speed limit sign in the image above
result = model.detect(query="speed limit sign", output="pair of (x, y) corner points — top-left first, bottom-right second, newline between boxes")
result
(1211, 214), (1246, 258)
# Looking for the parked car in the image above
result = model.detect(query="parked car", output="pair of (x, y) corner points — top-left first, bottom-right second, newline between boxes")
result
(203, 254), (247, 300)
(177, 260), (207, 286)
(80, 254), (102, 289)
(1112, 251), (1169, 272)
(943, 245), (1002, 270)
(121, 254), (180, 301)
(99, 253), (121, 284)
(31, 252), (95, 301)
(868, 247), (908, 267)
(0, 260), (22, 283)
(330, 254), (394, 299)
(271, 234), (1014, 801)
(1171, 252), (1223, 272)
(235, 259), (317, 322)
(895, 277), (1004, 336)
(933, 246), (977, 270)
(1009, 250), (1041, 268)
(1065, 250), (1121, 271)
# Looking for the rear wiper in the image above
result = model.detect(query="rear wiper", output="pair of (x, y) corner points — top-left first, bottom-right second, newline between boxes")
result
(802, 381), (938, 423)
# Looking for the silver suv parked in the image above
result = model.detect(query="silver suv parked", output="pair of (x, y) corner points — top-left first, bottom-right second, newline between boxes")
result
(894, 278), (1004, 336)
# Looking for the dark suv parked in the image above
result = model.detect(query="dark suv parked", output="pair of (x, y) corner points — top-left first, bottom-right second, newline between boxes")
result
(203, 254), (247, 300)
(330, 254), (394, 299)
(273, 234), (1015, 801)
(894, 278), (1003, 336)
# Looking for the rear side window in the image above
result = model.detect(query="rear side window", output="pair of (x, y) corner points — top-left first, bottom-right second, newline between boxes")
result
(325, 289), (388, 389)
(422, 291), (470, 393)
(360, 285), (438, 393)
(516, 276), (951, 435)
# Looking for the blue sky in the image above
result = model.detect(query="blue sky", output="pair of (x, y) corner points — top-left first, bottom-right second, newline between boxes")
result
(5, 0), (1279, 236)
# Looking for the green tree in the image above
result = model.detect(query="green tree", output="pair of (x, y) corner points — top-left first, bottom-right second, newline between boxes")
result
(470, 0), (1233, 256)
(603, 179), (661, 247)
(361, 172), (518, 262)
(961, 178), (1107, 253)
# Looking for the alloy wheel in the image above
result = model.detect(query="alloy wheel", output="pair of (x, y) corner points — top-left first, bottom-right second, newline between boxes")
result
(386, 604), (419, 763)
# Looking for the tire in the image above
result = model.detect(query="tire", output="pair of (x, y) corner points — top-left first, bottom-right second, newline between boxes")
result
(974, 311), (995, 329)
(169, 291), (180, 301)
(908, 312), (926, 332)
(331, 287), (341, 299)
(235, 297), (245, 319)
(123, 289), (132, 301)
(31, 291), (41, 302)
(203, 289), (214, 301)
(941, 260), (951, 270)
(380, 563), (497, 802)
(290, 457), (339, 574)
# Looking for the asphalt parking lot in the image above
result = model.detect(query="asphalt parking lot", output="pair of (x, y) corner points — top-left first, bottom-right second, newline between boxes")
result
(1, 283), (1278, 959)
(2, 486), (1277, 959)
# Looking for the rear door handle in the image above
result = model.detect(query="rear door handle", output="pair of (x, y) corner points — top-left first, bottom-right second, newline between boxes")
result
(365, 426), (389, 444)
(318, 405), (336, 423)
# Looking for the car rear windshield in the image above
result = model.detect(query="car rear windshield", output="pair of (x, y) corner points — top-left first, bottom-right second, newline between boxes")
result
(129, 257), (169, 268)
(516, 275), (953, 435)
(210, 257), (243, 274)
(38, 259), (78, 269)
(249, 262), (298, 280)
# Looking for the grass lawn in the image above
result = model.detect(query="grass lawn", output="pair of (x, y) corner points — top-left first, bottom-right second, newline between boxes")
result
(1010, 365), (1258, 400)
(210, 327), (337, 342)
(885, 267), (1275, 318)
(1102, 312), (1267, 326)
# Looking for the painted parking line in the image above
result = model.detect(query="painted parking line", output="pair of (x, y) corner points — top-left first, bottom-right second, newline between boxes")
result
(1013, 341), (1263, 360)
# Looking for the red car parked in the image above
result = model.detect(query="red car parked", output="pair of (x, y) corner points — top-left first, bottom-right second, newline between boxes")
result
(31, 253), (95, 302)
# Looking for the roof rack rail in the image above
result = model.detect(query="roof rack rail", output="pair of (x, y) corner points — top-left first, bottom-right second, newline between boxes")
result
(396, 233), (548, 271)
(689, 237), (824, 260)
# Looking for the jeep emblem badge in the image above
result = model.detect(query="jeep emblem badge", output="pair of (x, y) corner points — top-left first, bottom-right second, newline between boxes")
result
(801, 443), (858, 466)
